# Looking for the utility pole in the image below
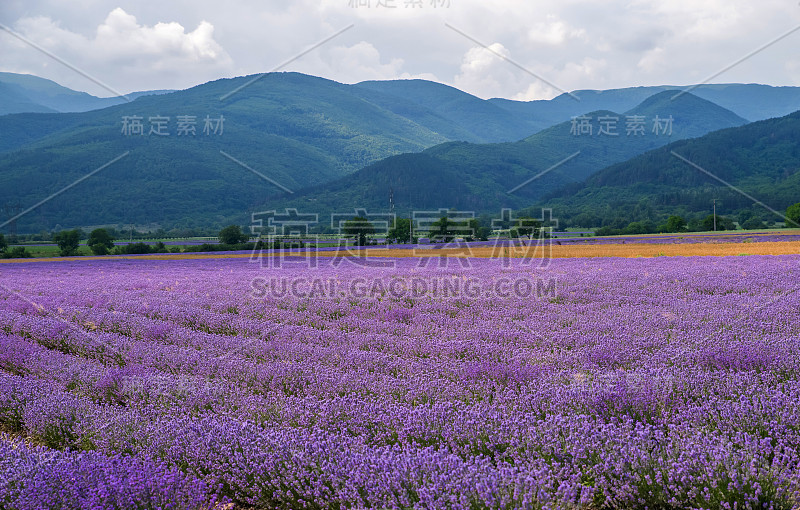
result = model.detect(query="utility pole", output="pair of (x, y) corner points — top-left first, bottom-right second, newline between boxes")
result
(713, 199), (717, 232)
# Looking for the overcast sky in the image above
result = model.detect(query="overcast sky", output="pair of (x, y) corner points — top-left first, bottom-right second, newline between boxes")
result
(1, 0), (799, 100)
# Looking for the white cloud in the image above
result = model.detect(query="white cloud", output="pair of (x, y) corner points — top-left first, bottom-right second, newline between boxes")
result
(331, 41), (405, 81)
(637, 47), (665, 73)
(786, 59), (800, 86)
(94, 8), (226, 63)
(453, 43), (519, 98)
(527, 15), (585, 46)
(512, 82), (560, 101)
(299, 41), (406, 83)
(452, 42), (607, 100)
(0, 0), (798, 99)
(633, 0), (750, 40)
(0, 8), (232, 95)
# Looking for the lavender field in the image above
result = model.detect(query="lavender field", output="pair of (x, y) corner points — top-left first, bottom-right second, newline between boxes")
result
(1, 255), (800, 509)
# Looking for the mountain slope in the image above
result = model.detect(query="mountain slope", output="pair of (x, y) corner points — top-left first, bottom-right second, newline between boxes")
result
(354, 79), (541, 142)
(490, 83), (800, 126)
(0, 72), (172, 115)
(260, 91), (748, 217)
(489, 86), (671, 131)
(538, 110), (800, 226)
(0, 81), (58, 114)
(682, 84), (800, 122)
(0, 72), (558, 156)
(0, 74), (782, 233)
(0, 72), (538, 232)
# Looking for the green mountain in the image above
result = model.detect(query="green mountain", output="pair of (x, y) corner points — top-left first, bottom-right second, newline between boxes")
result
(1, 70), (790, 234)
(680, 84), (800, 122)
(0, 72), (172, 115)
(0, 73), (550, 157)
(537, 109), (800, 227)
(7, 72), (797, 135)
(353, 79), (541, 142)
(490, 87), (669, 132)
(490, 83), (800, 125)
(260, 91), (747, 218)
(0, 72), (556, 232)
(0, 81), (57, 114)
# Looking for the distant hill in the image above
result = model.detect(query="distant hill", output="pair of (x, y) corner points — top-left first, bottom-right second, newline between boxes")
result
(353, 79), (541, 142)
(537, 109), (800, 226)
(0, 81), (57, 114)
(681, 84), (800, 122)
(5, 72), (798, 133)
(0, 72), (172, 115)
(0, 72), (550, 232)
(354, 81), (792, 141)
(260, 91), (747, 217)
(490, 83), (800, 125)
(1, 70), (795, 234)
(490, 87), (669, 131)
(0, 73), (550, 155)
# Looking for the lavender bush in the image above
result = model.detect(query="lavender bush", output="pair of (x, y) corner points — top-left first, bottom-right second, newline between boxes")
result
(0, 255), (799, 508)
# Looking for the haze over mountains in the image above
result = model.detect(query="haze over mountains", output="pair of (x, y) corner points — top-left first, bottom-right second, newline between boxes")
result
(0, 72), (173, 115)
(489, 84), (800, 126)
(0, 71), (798, 232)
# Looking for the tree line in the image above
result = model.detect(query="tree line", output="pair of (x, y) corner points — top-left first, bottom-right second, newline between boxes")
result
(2, 203), (799, 259)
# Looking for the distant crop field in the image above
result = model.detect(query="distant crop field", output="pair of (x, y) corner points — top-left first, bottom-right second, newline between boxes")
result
(1, 255), (800, 508)
(4, 238), (800, 264)
(356, 241), (800, 259)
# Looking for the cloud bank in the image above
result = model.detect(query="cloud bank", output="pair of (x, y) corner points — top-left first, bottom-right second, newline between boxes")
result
(1, 0), (797, 99)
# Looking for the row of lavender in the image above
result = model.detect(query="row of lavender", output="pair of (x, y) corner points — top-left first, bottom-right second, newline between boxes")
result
(1, 256), (799, 508)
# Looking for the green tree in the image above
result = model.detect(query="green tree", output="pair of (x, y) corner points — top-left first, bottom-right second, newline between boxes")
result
(510, 217), (541, 239)
(571, 212), (601, 229)
(3, 246), (32, 259)
(53, 229), (81, 256)
(0, 233), (7, 254)
(686, 217), (703, 232)
(467, 219), (490, 241)
(595, 226), (620, 237)
(218, 225), (249, 245)
(737, 210), (755, 226)
(387, 218), (412, 243)
(623, 220), (655, 235)
(663, 215), (687, 233)
(786, 203), (800, 228)
(702, 214), (734, 231)
(119, 242), (153, 255)
(428, 216), (457, 243)
(342, 216), (375, 247)
(741, 216), (766, 230)
(88, 228), (115, 255)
